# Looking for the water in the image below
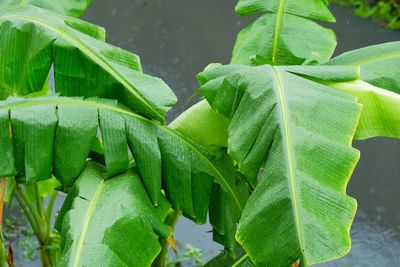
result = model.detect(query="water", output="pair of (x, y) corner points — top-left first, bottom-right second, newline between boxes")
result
(10, 1), (400, 266)
(82, 2), (400, 266)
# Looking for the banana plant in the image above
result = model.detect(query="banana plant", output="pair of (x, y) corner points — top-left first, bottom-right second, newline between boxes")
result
(0, 0), (399, 267)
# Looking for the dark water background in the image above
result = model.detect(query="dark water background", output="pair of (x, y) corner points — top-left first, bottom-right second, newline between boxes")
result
(10, 1), (400, 266)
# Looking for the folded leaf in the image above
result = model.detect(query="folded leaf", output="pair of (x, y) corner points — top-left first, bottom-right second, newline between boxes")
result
(55, 162), (170, 267)
(170, 102), (250, 250)
(327, 80), (400, 140)
(328, 41), (400, 94)
(11, 104), (57, 184)
(198, 64), (361, 266)
(54, 104), (98, 189)
(0, 5), (176, 122)
(169, 100), (229, 150)
(232, 0), (336, 65)
(0, 95), (243, 224)
(208, 152), (250, 252)
(99, 109), (129, 177)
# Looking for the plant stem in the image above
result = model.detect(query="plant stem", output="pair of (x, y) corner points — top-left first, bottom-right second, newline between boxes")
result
(0, 178), (6, 228)
(14, 190), (41, 238)
(45, 191), (58, 226)
(0, 178), (7, 267)
(0, 231), (8, 267)
(153, 209), (181, 267)
(15, 185), (54, 266)
(34, 183), (45, 219)
(15, 186), (43, 228)
(39, 245), (51, 267)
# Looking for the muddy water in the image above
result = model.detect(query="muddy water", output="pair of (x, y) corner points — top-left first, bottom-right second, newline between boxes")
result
(13, 2), (398, 266)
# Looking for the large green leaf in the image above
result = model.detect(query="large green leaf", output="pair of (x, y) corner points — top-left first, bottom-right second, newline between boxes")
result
(232, 0), (336, 65)
(55, 162), (170, 267)
(328, 42), (400, 94)
(0, 0), (92, 17)
(0, 95), (244, 224)
(325, 80), (400, 140)
(0, 5), (176, 122)
(198, 64), (361, 266)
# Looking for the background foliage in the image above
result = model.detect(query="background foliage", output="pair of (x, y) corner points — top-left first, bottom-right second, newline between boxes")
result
(332, 0), (400, 29)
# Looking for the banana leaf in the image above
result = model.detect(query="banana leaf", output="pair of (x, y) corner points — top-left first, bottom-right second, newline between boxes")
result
(198, 64), (362, 266)
(326, 42), (400, 139)
(170, 100), (229, 150)
(0, 5), (176, 122)
(328, 41), (400, 94)
(232, 0), (336, 65)
(54, 162), (170, 267)
(0, 95), (245, 224)
(326, 80), (400, 140)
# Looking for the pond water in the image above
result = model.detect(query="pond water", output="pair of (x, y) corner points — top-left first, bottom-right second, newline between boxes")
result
(10, 1), (400, 266)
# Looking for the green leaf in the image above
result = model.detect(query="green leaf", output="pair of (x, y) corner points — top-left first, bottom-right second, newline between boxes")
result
(232, 0), (336, 65)
(326, 80), (400, 140)
(280, 65), (361, 82)
(0, 0), (93, 17)
(208, 152), (250, 252)
(0, 95), (244, 224)
(169, 100), (229, 150)
(170, 101), (250, 251)
(11, 104), (58, 184)
(55, 162), (170, 267)
(328, 42), (400, 94)
(198, 64), (362, 266)
(99, 109), (130, 177)
(0, 5), (176, 122)
(323, 43), (400, 139)
(54, 104), (98, 189)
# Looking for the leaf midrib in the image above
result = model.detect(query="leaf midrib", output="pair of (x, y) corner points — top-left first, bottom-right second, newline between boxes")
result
(2, 13), (163, 121)
(272, 0), (287, 64)
(271, 67), (305, 252)
(73, 179), (105, 267)
(0, 98), (244, 212)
